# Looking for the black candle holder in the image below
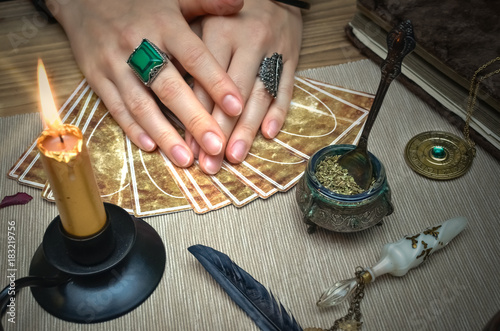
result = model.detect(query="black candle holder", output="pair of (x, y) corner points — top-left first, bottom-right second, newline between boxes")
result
(29, 203), (166, 323)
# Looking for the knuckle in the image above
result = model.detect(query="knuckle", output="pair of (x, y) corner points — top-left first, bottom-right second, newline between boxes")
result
(273, 104), (289, 118)
(119, 25), (141, 50)
(106, 101), (143, 138)
(105, 100), (126, 118)
(205, 74), (226, 97)
(155, 129), (177, 149)
(122, 119), (141, 136)
(127, 93), (155, 118)
(180, 45), (208, 72)
(230, 74), (247, 92)
(213, 0), (243, 15)
(253, 86), (272, 103)
(272, 105), (289, 123)
(154, 75), (184, 102)
(249, 17), (274, 47)
(274, 77), (295, 110)
(250, 29), (273, 47)
(184, 112), (208, 133)
(100, 49), (118, 69)
(237, 122), (259, 139)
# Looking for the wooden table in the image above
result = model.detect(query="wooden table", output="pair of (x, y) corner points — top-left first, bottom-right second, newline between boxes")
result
(0, 0), (364, 118)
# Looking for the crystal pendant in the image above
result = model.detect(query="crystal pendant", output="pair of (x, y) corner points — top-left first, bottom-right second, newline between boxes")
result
(316, 277), (358, 307)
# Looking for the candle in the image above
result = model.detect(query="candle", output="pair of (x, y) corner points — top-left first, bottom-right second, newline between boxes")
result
(36, 59), (106, 238)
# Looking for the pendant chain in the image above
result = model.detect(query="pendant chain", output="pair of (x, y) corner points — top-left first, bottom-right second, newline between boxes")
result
(464, 57), (500, 156)
(328, 267), (366, 331)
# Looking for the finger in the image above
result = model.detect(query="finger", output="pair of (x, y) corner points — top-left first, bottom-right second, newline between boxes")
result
(197, 109), (236, 174)
(215, 47), (267, 134)
(261, 59), (296, 139)
(188, 83), (211, 159)
(164, 20), (243, 117)
(223, 51), (275, 165)
(91, 76), (157, 152)
(197, 49), (264, 173)
(189, 42), (231, 160)
(113, 64), (195, 167)
(226, 77), (273, 164)
(192, 27), (232, 115)
(146, 50), (228, 159)
(179, 0), (244, 19)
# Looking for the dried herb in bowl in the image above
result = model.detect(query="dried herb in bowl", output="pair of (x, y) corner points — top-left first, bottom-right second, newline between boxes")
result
(315, 155), (373, 195)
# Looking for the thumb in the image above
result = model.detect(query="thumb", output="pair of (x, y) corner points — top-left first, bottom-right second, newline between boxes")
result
(180, 0), (244, 20)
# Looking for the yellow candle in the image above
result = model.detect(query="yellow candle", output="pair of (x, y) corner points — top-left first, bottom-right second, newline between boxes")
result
(36, 59), (106, 238)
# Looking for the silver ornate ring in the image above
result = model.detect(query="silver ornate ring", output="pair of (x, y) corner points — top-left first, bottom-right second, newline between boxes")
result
(258, 53), (283, 98)
(127, 39), (169, 87)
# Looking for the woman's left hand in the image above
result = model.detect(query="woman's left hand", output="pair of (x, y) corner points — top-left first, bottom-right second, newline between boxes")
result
(187, 0), (303, 174)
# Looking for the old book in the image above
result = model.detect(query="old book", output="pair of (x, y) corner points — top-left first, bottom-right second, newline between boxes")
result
(346, 0), (500, 158)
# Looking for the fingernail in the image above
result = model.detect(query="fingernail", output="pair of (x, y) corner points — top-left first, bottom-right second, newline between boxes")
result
(202, 131), (223, 155)
(229, 140), (248, 163)
(139, 133), (156, 151)
(171, 145), (191, 167)
(222, 94), (242, 116)
(266, 120), (281, 138)
(203, 154), (222, 175)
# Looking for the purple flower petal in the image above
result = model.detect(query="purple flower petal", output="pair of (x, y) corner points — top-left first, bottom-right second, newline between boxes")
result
(0, 192), (33, 209)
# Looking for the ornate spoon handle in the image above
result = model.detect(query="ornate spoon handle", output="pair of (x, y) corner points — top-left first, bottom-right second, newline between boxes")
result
(357, 20), (416, 151)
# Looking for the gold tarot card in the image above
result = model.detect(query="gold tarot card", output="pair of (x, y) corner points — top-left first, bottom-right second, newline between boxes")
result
(125, 137), (191, 217)
(10, 76), (376, 217)
(273, 76), (374, 158)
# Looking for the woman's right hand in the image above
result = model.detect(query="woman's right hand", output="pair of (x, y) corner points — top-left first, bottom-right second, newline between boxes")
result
(46, 0), (245, 167)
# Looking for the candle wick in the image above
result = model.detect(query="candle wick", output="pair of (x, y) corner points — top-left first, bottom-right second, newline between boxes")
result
(59, 134), (64, 144)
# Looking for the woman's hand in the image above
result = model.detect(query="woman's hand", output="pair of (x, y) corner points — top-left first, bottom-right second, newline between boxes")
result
(188, 0), (303, 174)
(46, 0), (245, 167)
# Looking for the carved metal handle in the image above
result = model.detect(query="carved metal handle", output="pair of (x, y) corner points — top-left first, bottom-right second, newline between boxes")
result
(358, 20), (416, 150)
(381, 20), (417, 83)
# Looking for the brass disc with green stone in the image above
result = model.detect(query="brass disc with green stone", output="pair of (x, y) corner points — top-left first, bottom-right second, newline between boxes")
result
(127, 39), (169, 87)
(404, 131), (474, 180)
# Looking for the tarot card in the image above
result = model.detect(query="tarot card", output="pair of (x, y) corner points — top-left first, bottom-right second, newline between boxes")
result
(222, 160), (279, 199)
(209, 165), (259, 208)
(228, 133), (307, 192)
(161, 155), (232, 214)
(9, 76), (376, 217)
(272, 76), (374, 159)
(125, 137), (191, 217)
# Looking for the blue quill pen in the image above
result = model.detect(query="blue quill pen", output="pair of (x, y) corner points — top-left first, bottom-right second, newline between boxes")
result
(188, 244), (303, 331)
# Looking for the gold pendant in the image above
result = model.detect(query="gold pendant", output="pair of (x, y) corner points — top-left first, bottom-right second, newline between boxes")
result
(404, 131), (474, 180)
(338, 320), (363, 331)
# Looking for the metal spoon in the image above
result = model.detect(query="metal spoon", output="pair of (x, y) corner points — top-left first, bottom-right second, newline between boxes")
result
(338, 20), (416, 190)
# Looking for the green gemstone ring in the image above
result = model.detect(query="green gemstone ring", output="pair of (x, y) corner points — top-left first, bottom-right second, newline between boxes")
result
(127, 39), (169, 87)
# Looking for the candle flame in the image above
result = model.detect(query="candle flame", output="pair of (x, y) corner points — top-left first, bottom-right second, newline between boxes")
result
(37, 59), (62, 131)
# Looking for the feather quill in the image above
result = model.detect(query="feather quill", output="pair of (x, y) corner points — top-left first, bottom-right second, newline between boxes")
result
(188, 244), (303, 331)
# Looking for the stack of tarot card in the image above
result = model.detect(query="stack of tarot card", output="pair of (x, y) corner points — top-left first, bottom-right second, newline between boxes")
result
(8, 77), (373, 217)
